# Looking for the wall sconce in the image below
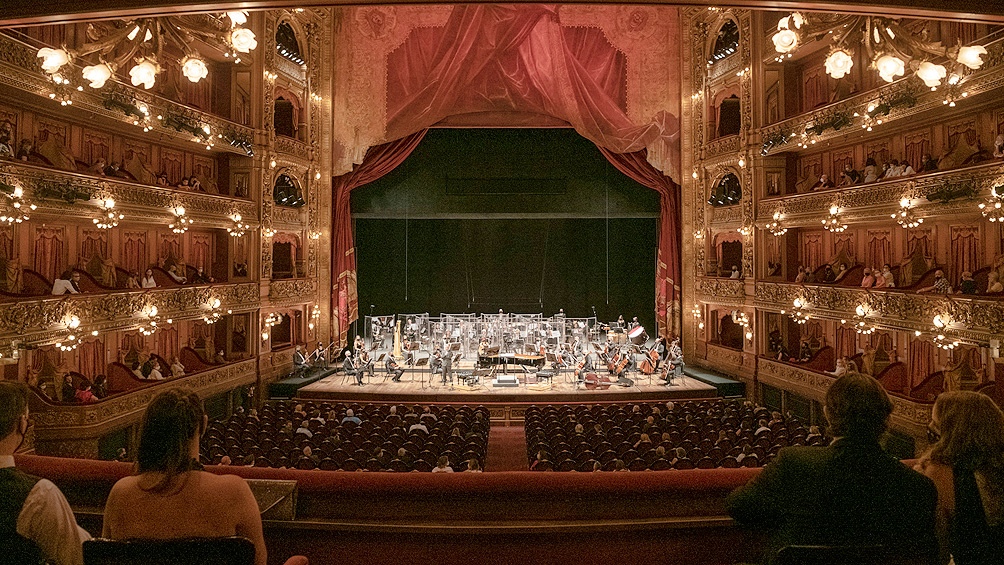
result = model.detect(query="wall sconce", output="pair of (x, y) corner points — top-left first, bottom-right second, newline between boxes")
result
(227, 212), (249, 237)
(262, 226), (277, 239)
(691, 304), (704, 330)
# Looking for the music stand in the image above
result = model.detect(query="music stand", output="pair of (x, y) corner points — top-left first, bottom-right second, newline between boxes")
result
(414, 357), (429, 389)
(376, 353), (386, 363)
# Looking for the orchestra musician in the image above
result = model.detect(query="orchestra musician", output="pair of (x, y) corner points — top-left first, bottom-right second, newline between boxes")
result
(311, 341), (327, 366)
(385, 354), (404, 382)
(343, 350), (362, 385)
(430, 350), (443, 377)
(357, 348), (375, 379)
(402, 337), (416, 366)
(292, 345), (307, 375)
(353, 335), (364, 353)
(441, 351), (454, 385)
(629, 316), (640, 330)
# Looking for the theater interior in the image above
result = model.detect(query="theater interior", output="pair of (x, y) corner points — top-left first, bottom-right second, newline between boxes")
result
(1, 0), (1003, 563)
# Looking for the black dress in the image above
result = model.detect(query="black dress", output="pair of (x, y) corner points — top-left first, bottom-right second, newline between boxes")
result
(950, 467), (1004, 565)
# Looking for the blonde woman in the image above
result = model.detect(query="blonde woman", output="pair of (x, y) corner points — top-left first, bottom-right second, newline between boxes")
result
(916, 391), (1004, 564)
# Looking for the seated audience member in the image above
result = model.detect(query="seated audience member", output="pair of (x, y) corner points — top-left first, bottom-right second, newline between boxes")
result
(294, 421), (312, 438)
(821, 264), (836, 283)
(862, 157), (880, 183)
(141, 268), (157, 288)
(408, 420), (428, 434)
(464, 459), (482, 473)
(101, 389), (268, 565)
(51, 271), (80, 295)
(727, 373), (938, 563)
(191, 267), (214, 284)
(811, 174), (834, 190)
(729, 265), (741, 279)
(530, 450), (549, 471)
(878, 264), (896, 288)
(74, 381), (97, 404)
(147, 361), (164, 381)
(170, 358), (185, 378)
(883, 159), (904, 179)
(214, 350), (226, 364)
(860, 268), (875, 288)
(919, 270), (953, 294)
(827, 357), (848, 377)
(1, 382), (91, 565)
(916, 391), (1004, 564)
(960, 271), (978, 295)
(901, 160), (917, 176)
(920, 153), (939, 172)
(987, 272), (1003, 294)
(91, 374), (108, 399)
(341, 409), (361, 425)
(803, 268), (816, 284)
(131, 362), (144, 379)
(166, 265), (187, 284)
(839, 164), (861, 186)
(613, 459), (628, 472)
(126, 271), (141, 289)
(794, 266), (806, 283)
(60, 375), (76, 402)
(433, 456), (454, 473)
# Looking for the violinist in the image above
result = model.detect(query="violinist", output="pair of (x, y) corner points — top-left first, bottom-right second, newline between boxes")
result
(357, 347), (375, 379)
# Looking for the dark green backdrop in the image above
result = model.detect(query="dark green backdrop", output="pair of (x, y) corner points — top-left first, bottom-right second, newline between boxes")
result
(352, 129), (660, 329)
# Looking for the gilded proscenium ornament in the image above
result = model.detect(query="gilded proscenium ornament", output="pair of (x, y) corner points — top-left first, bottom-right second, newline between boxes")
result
(269, 278), (318, 303)
(695, 277), (745, 306)
(0, 283), (260, 346)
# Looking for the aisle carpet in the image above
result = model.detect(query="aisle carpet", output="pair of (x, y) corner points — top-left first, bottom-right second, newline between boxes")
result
(485, 425), (527, 471)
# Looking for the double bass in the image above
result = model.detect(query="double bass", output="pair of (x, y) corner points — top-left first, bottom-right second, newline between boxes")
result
(638, 347), (660, 375)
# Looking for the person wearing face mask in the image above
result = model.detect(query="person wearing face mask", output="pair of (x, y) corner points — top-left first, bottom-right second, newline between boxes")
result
(0, 381), (90, 565)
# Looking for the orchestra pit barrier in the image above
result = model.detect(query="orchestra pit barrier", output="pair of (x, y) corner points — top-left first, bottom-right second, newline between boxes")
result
(15, 454), (767, 565)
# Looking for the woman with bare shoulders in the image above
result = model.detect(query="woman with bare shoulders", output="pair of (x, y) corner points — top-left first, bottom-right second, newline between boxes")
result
(916, 391), (1004, 564)
(101, 388), (266, 565)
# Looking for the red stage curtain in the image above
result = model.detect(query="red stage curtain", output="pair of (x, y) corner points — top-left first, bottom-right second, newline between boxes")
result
(384, 4), (677, 174)
(597, 147), (681, 339)
(331, 131), (428, 342)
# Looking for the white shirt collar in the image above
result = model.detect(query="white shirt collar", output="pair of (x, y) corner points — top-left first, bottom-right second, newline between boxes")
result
(0, 455), (15, 468)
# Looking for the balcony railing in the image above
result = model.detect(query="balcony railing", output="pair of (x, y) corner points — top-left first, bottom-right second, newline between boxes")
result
(695, 277), (746, 305)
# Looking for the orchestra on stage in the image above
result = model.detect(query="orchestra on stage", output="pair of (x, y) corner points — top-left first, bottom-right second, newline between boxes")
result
(297, 312), (685, 390)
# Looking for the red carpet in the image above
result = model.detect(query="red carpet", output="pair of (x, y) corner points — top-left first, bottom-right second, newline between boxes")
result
(486, 425), (527, 471)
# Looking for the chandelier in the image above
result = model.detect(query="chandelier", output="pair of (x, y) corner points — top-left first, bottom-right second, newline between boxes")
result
(0, 184), (37, 224)
(771, 12), (988, 87)
(36, 12), (257, 93)
(203, 297), (223, 324)
(169, 203), (192, 234)
(765, 210), (788, 236)
(781, 297), (810, 324)
(262, 311), (283, 341)
(308, 304), (321, 332)
(821, 205), (848, 233)
(892, 198), (923, 229)
(978, 185), (1004, 222)
(227, 212), (250, 237)
(691, 304), (704, 330)
(92, 192), (124, 229)
(137, 304), (171, 336)
(841, 304), (876, 335)
(55, 315), (83, 352)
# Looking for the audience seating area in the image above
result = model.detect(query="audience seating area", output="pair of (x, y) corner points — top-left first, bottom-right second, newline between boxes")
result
(524, 399), (826, 471)
(202, 401), (490, 472)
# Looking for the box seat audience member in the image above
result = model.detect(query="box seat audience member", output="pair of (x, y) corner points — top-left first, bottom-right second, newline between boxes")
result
(727, 372), (939, 564)
(101, 388), (268, 565)
(0, 381), (90, 565)
(915, 391), (1004, 565)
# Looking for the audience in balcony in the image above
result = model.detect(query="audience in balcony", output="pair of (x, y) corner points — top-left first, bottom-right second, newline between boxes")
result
(987, 272), (1003, 294)
(729, 265), (741, 279)
(102, 388), (269, 565)
(0, 382), (91, 565)
(141, 269), (157, 289)
(191, 267), (214, 284)
(147, 361), (164, 381)
(125, 272), (141, 289)
(92, 375), (107, 399)
(811, 174), (834, 191)
(821, 264), (836, 283)
(827, 357), (849, 377)
(863, 157), (880, 183)
(915, 391), (1004, 565)
(171, 358), (186, 378)
(74, 381), (97, 404)
(960, 271), (978, 295)
(131, 362), (144, 379)
(727, 373), (939, 563)
(51, 271), (81, 295)
(60, 374), (75, 402)
(920, 153), (940, 172)
(919, 270), (952, 294)
(860, 268), (875, 288)
(994, 135), (1004, 159)
(839, 164), (861, 186)
(166, 265), (187, 284)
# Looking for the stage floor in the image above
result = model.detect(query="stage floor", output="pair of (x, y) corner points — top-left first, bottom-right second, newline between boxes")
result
(296, 368), (717, 404)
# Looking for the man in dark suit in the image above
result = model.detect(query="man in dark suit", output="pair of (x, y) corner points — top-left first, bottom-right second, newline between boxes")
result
(726, 372), (938, 564)
(343, 350), (361, 385)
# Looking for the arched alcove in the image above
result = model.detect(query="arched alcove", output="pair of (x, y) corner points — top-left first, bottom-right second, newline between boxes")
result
(273, 172), (305, 207)
(708, 19), (739, 65)
(276, 21), (305, 65)
(708, 172), (741, 206)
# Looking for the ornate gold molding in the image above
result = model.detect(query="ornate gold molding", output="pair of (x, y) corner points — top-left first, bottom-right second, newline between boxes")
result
(705, 135), (740, 159)
(268, 278), (318, 305)
(695, 277), (746, 305)
(0, 283), (261, 346)
(755, 281), (1004, 341)
(757, 162), (1004, 224)
(29, 359), (257, 440)
(0, 162), (257, 228)
(275, 136), (311, 160)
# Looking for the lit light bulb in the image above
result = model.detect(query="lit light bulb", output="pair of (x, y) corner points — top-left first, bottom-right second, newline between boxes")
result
(772, 29), (798, 54)
(181, 57), (209, 83)
(227, 10), (248, 25)
(957, 45), (988, 70)
(129, 59), (160, 89)
(824, 50), (854, 79)
(81, 63), (113, 88)
(915, 62), (947, 88)
(37, 48), (69, 74)
(230, 28), (258, 53)
(875, 55), (905, 82)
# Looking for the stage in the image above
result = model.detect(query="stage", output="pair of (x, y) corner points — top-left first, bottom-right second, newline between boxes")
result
(296, 366), (717, 406)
